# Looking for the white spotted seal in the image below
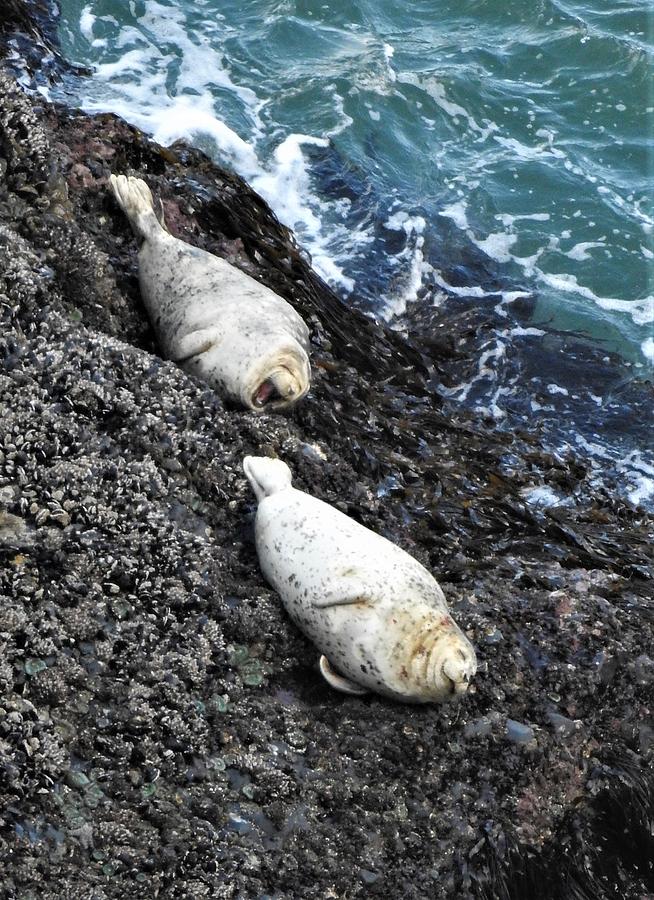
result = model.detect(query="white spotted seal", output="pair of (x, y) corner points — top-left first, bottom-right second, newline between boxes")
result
(243, 455), (477, 703)
(109, 174), (311, 411)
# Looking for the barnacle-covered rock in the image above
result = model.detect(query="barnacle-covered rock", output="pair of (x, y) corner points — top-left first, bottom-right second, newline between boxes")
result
(0, 70), (49, 185)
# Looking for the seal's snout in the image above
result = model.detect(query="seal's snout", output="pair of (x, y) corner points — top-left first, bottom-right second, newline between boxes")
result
(441, 645), (477, 696)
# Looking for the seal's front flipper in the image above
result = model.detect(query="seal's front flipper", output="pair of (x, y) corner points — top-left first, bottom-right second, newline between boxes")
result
(319, 655), (367, 695)
(175, 327), (223, 363)
(312, 574), (374, 609)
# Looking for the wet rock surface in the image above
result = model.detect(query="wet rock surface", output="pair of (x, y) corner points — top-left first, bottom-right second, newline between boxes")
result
(1, 14), (653, 900)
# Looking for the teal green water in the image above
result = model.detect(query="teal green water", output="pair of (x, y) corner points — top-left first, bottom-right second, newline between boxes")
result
(55, 0), (653, 365)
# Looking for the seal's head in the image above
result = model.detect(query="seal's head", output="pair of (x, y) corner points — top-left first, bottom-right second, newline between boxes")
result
(183, 336), (310, 412)
(424, 628), (477, 702)
(439, 640), (478, 698)
(395, 612), (477, 703)
(248, 349), (310, 412)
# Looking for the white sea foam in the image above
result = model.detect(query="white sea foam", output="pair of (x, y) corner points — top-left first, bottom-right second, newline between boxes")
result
(628, 475), (654, 507)
(325, 89), (354, 137)
(396, 72), (497, 139)
(493, 134), (565, 161)
(508, 326), (546, 337)
(564, 241), (606, 261)
(572, 436), (654, 508)
(439, 337), (507, 408)
(536, 272), (654, 325)
(79, 5), (96, 42)
(138, 0), (261, 120)
(521, 485), (565, 508)
(473, 232), (518, 263)
(383, 44), (397, 83)
(252, 135), (355, 292)
(438, 200), (469, 230)
(382, 212), (428, 317)
(495, 213), (551, 226)
(429, 269), (531, 306)
(597, 184), (654, 232)
(430, 272), (487, 298)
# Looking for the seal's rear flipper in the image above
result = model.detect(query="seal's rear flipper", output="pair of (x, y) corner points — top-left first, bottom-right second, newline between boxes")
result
(243, 455), (293, 502)
(319, 655), (367, 695)
(109, 174), (165, 242)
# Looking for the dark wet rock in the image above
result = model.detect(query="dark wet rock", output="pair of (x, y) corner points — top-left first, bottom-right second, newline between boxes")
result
(0, 0), (89, 85)
(0, 0), (59, 59)
(547, 712), (581, 739)
(0, 9), (653, 899)
(505, 719), (536, 746)
(463, 716), (494, 739)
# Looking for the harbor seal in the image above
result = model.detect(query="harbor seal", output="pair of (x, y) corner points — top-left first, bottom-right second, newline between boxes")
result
(243, 455), (477, 703)
(109, 174), (311, 411)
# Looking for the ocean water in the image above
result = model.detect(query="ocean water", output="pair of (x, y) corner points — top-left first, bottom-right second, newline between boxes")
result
(41, 0), (654, 501)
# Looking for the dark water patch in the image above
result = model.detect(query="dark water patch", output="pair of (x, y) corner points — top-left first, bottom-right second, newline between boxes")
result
(403, 288), (654, 508)
(304, 139), (523, 315)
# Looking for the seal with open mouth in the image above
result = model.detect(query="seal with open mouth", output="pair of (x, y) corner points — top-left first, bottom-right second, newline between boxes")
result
(109, 174), (311, 411)
(243, 455), (478, 703)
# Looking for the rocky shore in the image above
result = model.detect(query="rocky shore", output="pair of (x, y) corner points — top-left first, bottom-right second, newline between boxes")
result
(1, 7), (653, 899)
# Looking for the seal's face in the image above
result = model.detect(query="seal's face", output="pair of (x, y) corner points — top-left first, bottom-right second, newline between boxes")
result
(438, 642), (477, 698)
(252, 363), (309, 410)
(246, 349), (310, 412)
(394, 611), (478, 702)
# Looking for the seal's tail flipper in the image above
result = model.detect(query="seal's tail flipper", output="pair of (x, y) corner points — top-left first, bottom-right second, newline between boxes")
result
(109, 174), (164, 242)
(243, 455), (293, 502)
